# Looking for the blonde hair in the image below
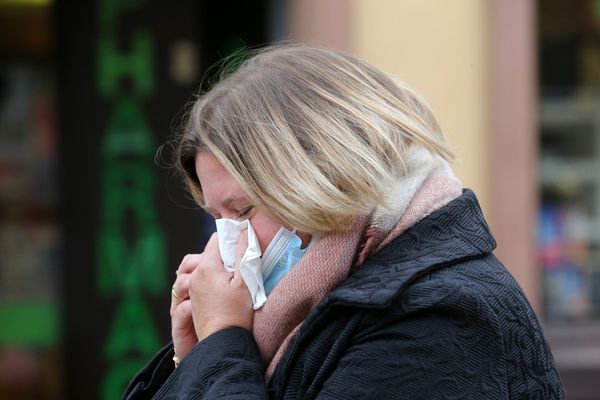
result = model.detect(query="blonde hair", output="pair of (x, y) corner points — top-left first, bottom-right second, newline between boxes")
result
(177, 44), (454, 234)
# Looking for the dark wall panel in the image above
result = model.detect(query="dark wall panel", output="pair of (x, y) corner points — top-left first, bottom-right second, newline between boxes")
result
(58, 0), (269, 398)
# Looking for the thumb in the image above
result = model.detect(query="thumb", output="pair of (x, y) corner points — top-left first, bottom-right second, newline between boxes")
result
(203, 232), (223, 265)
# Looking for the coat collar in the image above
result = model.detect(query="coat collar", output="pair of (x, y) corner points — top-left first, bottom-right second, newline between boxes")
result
(328, 189), (496, 308)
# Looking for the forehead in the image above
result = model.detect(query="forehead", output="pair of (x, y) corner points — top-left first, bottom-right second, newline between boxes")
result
(194, 152), (248, 209)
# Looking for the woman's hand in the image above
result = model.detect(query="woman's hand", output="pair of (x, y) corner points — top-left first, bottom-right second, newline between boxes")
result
(189, 231), (254, 342)
(170, 231), (254, 361)
(170, 254), (202, 361)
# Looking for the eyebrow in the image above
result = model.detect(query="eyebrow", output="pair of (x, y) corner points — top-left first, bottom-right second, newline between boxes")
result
(204, 195), (249, 215)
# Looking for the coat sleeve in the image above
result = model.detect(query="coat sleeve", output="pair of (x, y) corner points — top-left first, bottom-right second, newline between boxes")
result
(123, 290), (510, 399)
(123, 328), (269, 400)
(122, 342), (176, 400)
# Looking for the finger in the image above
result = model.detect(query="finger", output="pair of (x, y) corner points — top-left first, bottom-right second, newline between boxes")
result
(177, 254), (204, 275)
(170, 274), (191, 315)
(172, 300), (193, 328)
(202, 233), (221, 261)
(170, 288), (187, 316)
(188, 234), (225, 292)
(173, 274), (192, 298)
(171, 299), (199, 361)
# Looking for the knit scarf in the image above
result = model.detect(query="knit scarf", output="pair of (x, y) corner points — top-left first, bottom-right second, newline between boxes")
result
(252, 148), (463, 380)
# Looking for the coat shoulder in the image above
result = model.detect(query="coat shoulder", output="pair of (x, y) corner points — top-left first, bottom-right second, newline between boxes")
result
(389, 255), (565, 400)
(398, 254), (527, 318)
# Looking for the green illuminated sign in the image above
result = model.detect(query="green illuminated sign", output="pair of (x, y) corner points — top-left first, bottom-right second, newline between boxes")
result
(96, 0), (165, 398)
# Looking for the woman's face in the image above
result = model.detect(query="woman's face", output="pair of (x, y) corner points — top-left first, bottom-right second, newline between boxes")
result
(195, 152), (310, 253)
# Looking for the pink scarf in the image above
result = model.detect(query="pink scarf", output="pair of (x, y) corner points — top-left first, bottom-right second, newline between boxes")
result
(252, 151), (463, 379)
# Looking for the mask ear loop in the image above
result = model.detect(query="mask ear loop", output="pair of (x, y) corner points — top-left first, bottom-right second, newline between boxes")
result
(290, 228), (311, 251)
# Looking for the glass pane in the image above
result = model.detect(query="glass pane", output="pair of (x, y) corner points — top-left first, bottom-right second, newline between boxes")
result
(538, 0), (600, 321)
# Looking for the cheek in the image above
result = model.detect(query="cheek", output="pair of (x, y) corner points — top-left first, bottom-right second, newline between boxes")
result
(249, 213), (282, 253)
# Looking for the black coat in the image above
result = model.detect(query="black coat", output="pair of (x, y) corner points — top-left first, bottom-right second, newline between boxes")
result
(123, 190), (565, 399)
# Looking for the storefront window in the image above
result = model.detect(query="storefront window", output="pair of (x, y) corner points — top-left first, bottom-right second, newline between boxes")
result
(538, 0), (600, 321)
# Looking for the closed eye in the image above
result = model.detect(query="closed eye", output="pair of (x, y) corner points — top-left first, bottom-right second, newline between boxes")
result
(238, 207), (253, 218)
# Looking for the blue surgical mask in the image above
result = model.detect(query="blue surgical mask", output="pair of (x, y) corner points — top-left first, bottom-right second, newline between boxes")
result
(262, 227), (306, 295)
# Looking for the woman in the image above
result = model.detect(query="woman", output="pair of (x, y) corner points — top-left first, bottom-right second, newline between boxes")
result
(124, 45), (565, 399)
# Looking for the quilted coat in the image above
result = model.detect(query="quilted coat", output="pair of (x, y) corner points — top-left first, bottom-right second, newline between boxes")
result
(123, 190), (565, 399)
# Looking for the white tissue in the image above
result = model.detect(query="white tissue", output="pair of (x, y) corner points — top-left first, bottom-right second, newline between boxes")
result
(215, 219), (266, 310)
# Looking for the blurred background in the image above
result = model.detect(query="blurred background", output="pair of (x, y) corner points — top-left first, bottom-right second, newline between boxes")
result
(0, 0), (599, 398)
